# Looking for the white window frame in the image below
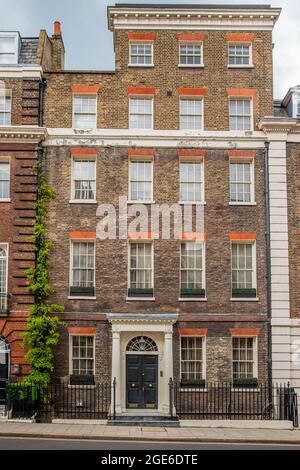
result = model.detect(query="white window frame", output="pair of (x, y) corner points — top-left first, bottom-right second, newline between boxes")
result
(0, 243), (8, 313)
(231, 240), (257, 300)
(179, 98), (204, 131)
(178, 42), (204, 67)
(180, 335), (206, 383)
(72, 94), (97, 130)
(179, 159), (205, 204)
(231, 335), (258, 380)
(69, 240), (96, 299)
(0, 90), (12, 127)
(292, 94), (300, 118)
(129, 97), (154, 130)
(229, 98), (253, 132)
(0, 158), (10, 201)
(69, 334), (96, 377)
(228, 42), (253, 68)
(0, 32), (20, 64)
(179, 241), (206, 301)
(70, 156), (97, 203)
(128, 159), (154, 203)
(127, 241), (154, 300)
(229, 158), (255, 205)
(129, 41), (154, 67)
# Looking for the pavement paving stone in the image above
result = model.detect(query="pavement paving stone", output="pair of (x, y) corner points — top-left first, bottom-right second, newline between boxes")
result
(0, 422), (300, 443)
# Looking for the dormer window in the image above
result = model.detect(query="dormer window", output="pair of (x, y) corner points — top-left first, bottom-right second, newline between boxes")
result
(297, 99), (300, 117)
(0, 33), (20, 64)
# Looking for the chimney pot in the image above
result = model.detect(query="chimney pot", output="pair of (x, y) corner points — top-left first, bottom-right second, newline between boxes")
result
(54, 21), (61, 36)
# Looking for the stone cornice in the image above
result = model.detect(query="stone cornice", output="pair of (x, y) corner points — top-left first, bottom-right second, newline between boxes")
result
(0, 66), (43, 79)
(259, 117), (300, 134)
(44, 128), (266, 149)
(0, 126), (48, 143)
(108, 6), (281, 32)
(107, 313), (178, 325)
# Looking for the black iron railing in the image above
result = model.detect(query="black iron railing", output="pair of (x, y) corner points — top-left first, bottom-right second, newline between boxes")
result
(0, 294), (9, 315)
(5, 380), (115, 421)
(169, 381), (299, 427)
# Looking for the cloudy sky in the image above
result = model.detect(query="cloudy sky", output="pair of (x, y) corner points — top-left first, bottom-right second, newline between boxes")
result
(0, 0), (299, 99)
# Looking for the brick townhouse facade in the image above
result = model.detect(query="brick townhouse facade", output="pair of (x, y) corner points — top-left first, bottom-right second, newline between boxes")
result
(5, 3), (300, 419)
(0, 26), (64, 395)
(39, 3), (281, 416)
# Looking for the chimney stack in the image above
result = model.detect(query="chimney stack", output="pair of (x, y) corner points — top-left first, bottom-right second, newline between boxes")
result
(53, 21), (62, 36)
(51, 20), (65, 71)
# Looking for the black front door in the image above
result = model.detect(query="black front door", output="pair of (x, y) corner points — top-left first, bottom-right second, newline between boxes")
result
(126, 355), (158, 409)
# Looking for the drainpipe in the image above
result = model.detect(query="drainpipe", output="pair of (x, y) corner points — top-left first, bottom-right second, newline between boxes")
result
(263, 141), (272, 400)
(38, 79), (46, 127)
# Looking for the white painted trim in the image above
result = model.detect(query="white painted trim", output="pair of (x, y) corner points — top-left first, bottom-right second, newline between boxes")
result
(0, 32), (20, 65)
(229, 96), (254, 132)
(128, 158), (153, 203)
(0, 242), (9, 300)
(108, 7), (281, 32)
(230, 239), (257, 294)
(68, 333), (96, 377)
(129, 41), (154, 67)
(69, 239), (96, 296)
(179, 158), (205, 203)
(179, 335), (207, 382)
(227, 42), (253, 67)
(229, 157), (255, 204)
(72, 94), (97, 131)
(230, 298), (259, 302)
(128, 96), (154, 131)
(178, 41), (204, 68)
(179, 239), (206, 297)
(0, 66), (42, 78)
(45, 127), (266, 144)
(178, 298), (207, 302)
(126, 297), (156, 301)
(179, 96), (204, 131)
(0, 157), (10, 201)
(231, 335), (258, 380)
(70, 155), (97, 203)
(127, 240), (154, 293)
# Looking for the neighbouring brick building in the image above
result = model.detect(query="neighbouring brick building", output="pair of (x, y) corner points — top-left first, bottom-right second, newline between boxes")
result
(0, 25), (64, 404)
(40, 3), (281, 416)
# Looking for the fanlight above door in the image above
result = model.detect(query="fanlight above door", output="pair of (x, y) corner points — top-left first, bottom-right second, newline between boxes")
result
(126, 336), (158, 352)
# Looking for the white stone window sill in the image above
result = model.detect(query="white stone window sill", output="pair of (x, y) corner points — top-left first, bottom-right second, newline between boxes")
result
(68, 296), (97, 300)
(230, 297), (259, 302)
(128, 64), (154, 68)
(127, 200), (155, 205)
(178, 64), (204, 68)
(126, 297), (156, 301)
(69, 200), (97, 204)
(228, 65), (255, 69)
(178, 298), (207, 302)
(0, 198), (11, 203)
(178, 201), (206, 205)
(229, 202), (256, 206)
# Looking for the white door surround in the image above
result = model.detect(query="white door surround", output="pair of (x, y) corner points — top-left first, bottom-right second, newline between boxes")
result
(107, 313), (178, 415)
